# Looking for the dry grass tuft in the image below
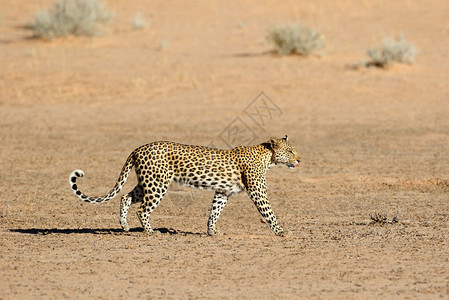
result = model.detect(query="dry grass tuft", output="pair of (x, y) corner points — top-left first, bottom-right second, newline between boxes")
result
(31, 0), (112, 40)
(131, 13), (146, 30)
(369, 210), (400, 225)
(366, 35), (417, 68)
(268, 23), (325, 56)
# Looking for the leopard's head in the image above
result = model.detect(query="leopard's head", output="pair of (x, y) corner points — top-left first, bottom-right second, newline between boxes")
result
(268, 135), (301, 169)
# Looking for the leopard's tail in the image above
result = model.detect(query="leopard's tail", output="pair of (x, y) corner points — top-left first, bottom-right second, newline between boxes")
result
(69, 152), (135, 204)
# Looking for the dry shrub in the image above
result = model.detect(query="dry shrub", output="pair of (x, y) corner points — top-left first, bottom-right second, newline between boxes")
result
(268, 23), (325, 56)
(369, 211), (400, 225)
(131, 13), (146, 30)
(31, 0), (112, 40)
(367, 35), (417, 67)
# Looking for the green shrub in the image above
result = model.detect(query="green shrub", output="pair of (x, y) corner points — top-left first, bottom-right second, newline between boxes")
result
(367, 35), (416, 67)
(31, 0), (112, 40)
(268, 23), (325, 56)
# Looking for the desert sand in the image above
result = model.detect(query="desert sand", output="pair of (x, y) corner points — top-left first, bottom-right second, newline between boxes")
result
(1, 0), (448, 298)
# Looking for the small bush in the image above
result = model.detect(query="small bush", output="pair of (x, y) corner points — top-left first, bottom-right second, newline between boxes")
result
(268, 23), (325, 56)
(369, 211), (400, 224)
(31, 0), (112, 40)
(367, 35), (416, 67)
(131, 13), (146, 30)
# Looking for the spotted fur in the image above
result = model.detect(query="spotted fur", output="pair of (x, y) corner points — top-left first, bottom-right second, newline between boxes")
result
(69, 135), (301, 236)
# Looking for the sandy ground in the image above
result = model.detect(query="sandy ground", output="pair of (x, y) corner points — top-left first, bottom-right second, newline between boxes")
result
(1, 0), (449, 298)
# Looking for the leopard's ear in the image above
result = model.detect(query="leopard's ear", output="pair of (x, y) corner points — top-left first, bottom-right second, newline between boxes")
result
(269, 137), (280, 150)
(282, 135), (288, 141)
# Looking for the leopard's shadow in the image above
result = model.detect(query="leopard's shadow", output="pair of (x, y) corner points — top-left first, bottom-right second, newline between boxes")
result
(9, 227), (203, 236)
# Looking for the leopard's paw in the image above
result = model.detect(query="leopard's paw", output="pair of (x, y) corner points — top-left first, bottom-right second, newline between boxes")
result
(274, 228), (289, 237)
(121, 223), (130, 232)
(207, 227), (219, 236)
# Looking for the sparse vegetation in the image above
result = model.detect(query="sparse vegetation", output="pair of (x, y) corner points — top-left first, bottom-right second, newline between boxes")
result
(366, 35), (417, 68)
(31, 0), (112, 40)
(369, 211), (400, 224)
(268, 23), (325, 56)
(131, 13), (146, 30)
(159, 40), (168, 50)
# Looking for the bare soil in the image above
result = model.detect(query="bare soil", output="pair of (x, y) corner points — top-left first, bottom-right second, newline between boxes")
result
(1, 1), (448, 298)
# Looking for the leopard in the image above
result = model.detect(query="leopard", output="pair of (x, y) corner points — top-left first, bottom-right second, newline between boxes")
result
(69, 135), (301, 236)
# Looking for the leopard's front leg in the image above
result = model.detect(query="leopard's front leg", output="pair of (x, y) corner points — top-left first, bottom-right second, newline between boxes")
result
(245, 174), (285, 236)
(249, 191), (285, 236)
(207, 192), (228, 236)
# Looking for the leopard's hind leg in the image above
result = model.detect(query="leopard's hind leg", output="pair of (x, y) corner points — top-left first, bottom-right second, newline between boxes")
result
(137, 177), (170, 236)
(120, 185), (143, 231)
